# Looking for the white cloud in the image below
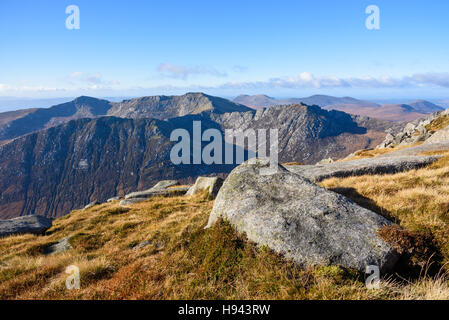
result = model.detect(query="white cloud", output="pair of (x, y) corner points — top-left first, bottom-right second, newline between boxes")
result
(67, 72), (119, 86)
(157, 63), (227, 80)
(217, 72), (449, 90)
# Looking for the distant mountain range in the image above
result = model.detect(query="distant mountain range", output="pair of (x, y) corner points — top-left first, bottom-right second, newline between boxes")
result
(0, 93), (251, 142)
(0, 92), (400, 219)
(233, 94), (445, 121)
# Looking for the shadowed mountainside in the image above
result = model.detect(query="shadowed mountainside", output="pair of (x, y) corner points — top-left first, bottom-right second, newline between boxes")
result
(0, 103), (394, 219)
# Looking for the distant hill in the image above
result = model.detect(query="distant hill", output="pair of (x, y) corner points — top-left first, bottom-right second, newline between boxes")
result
(407, 100), (444, 113)
(233, 94), (279, 108)
(233, 94), (442, 121)
(0, 93), (251, 142)
(108, 92), (251, 119)
(0, 96), (113, 141)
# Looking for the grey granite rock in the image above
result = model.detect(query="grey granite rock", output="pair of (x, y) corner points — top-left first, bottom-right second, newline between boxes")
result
(285, 155), (440, 182)
(124, 180), (180, 199)
(186, 177), (223, 198)
(0, 215), (52, 238)
(44, 237), (72, 255)
(207, 158), (399, 272)
(83, 201), (100, 210)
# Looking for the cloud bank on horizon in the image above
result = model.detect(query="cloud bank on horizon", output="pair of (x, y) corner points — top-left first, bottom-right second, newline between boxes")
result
(2, 71), (449, 97)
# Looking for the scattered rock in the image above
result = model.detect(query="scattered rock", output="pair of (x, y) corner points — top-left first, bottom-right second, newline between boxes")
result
(207, 158), (399, 272)
(120, 198), (147, 206)
(0, 215), (53, 238)
(107, 196), (121, 202)
(316, 158), (334, 165)
(377, 109), (448, 148)
(186, 177), (224, 198)
(83, 201), (100, 210)
(151, 180), (179, 190)
(43, 237), (72, 255)
(285, 155), (440, 182)
(424, 125), (449, 144)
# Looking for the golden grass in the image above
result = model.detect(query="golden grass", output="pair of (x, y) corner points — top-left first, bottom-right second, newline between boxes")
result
(2, 151), (449, 299)
(341, 143), (424, 161)
(425, 115), (449, 134)
(0, 191), (397, 300)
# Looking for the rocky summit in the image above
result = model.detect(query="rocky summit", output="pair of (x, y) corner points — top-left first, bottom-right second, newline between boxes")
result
(207, 158), (399, 272)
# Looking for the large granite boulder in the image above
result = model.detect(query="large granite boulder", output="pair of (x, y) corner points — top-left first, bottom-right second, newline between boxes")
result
(206, 158), (399, 272)
(0, 215), (52, 238)
(186, 177), (223, 198)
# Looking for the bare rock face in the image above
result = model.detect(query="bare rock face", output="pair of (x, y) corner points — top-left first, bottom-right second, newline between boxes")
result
(186, 177), (223, 198)
(285, 155), (440, 183)
(0, 215), (52, 238)
(207, 158), (399, 272)
(121, 180), (189, 205)
(377, 109), (449, 148)
(425, 125), (449, 144)
(43, 237), (72, 255)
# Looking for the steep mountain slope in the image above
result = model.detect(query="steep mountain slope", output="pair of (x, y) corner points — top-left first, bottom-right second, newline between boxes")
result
(107, 92), (251, 119)
(0, 103), (395, 219)
(0, 116), (234, 219)
(0, 93), (251, 142)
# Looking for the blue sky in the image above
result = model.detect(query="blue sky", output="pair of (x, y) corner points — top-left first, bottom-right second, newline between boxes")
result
(1, 0), (449, 100)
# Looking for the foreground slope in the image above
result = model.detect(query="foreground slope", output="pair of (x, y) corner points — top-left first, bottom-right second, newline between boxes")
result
(0, 104), (393, 219)
(1, 148), (449, 300)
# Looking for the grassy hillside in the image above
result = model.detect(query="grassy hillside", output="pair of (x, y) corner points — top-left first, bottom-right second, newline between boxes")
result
(2, 112), (449, 299)
(1, 148), (449, 300)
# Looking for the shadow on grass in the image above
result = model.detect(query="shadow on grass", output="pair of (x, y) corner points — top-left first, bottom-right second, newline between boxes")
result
(329, 186), (444, 281)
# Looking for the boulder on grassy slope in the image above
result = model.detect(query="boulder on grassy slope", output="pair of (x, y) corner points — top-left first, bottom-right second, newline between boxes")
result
(124, 180), (180, 199)
(285, 155), (440, 183)
(424, 125), (449, 144)
(0, 215), (52, 238)
(206, 158), (399, 272)
(186, 177), (223, 198)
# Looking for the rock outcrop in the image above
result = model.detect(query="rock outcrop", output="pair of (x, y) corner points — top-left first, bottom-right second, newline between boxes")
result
(377, 109), (449, 148)
(186, 177), (223, 198)
(0, 215), (52, 238)
(207, 159), (399, 272)
(43, 237), (72, 255)
(0, 98), (402, 219)
(424, 125), (449, 144)
(120, 180), (190, 205)
(285, 155), (440, 182)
